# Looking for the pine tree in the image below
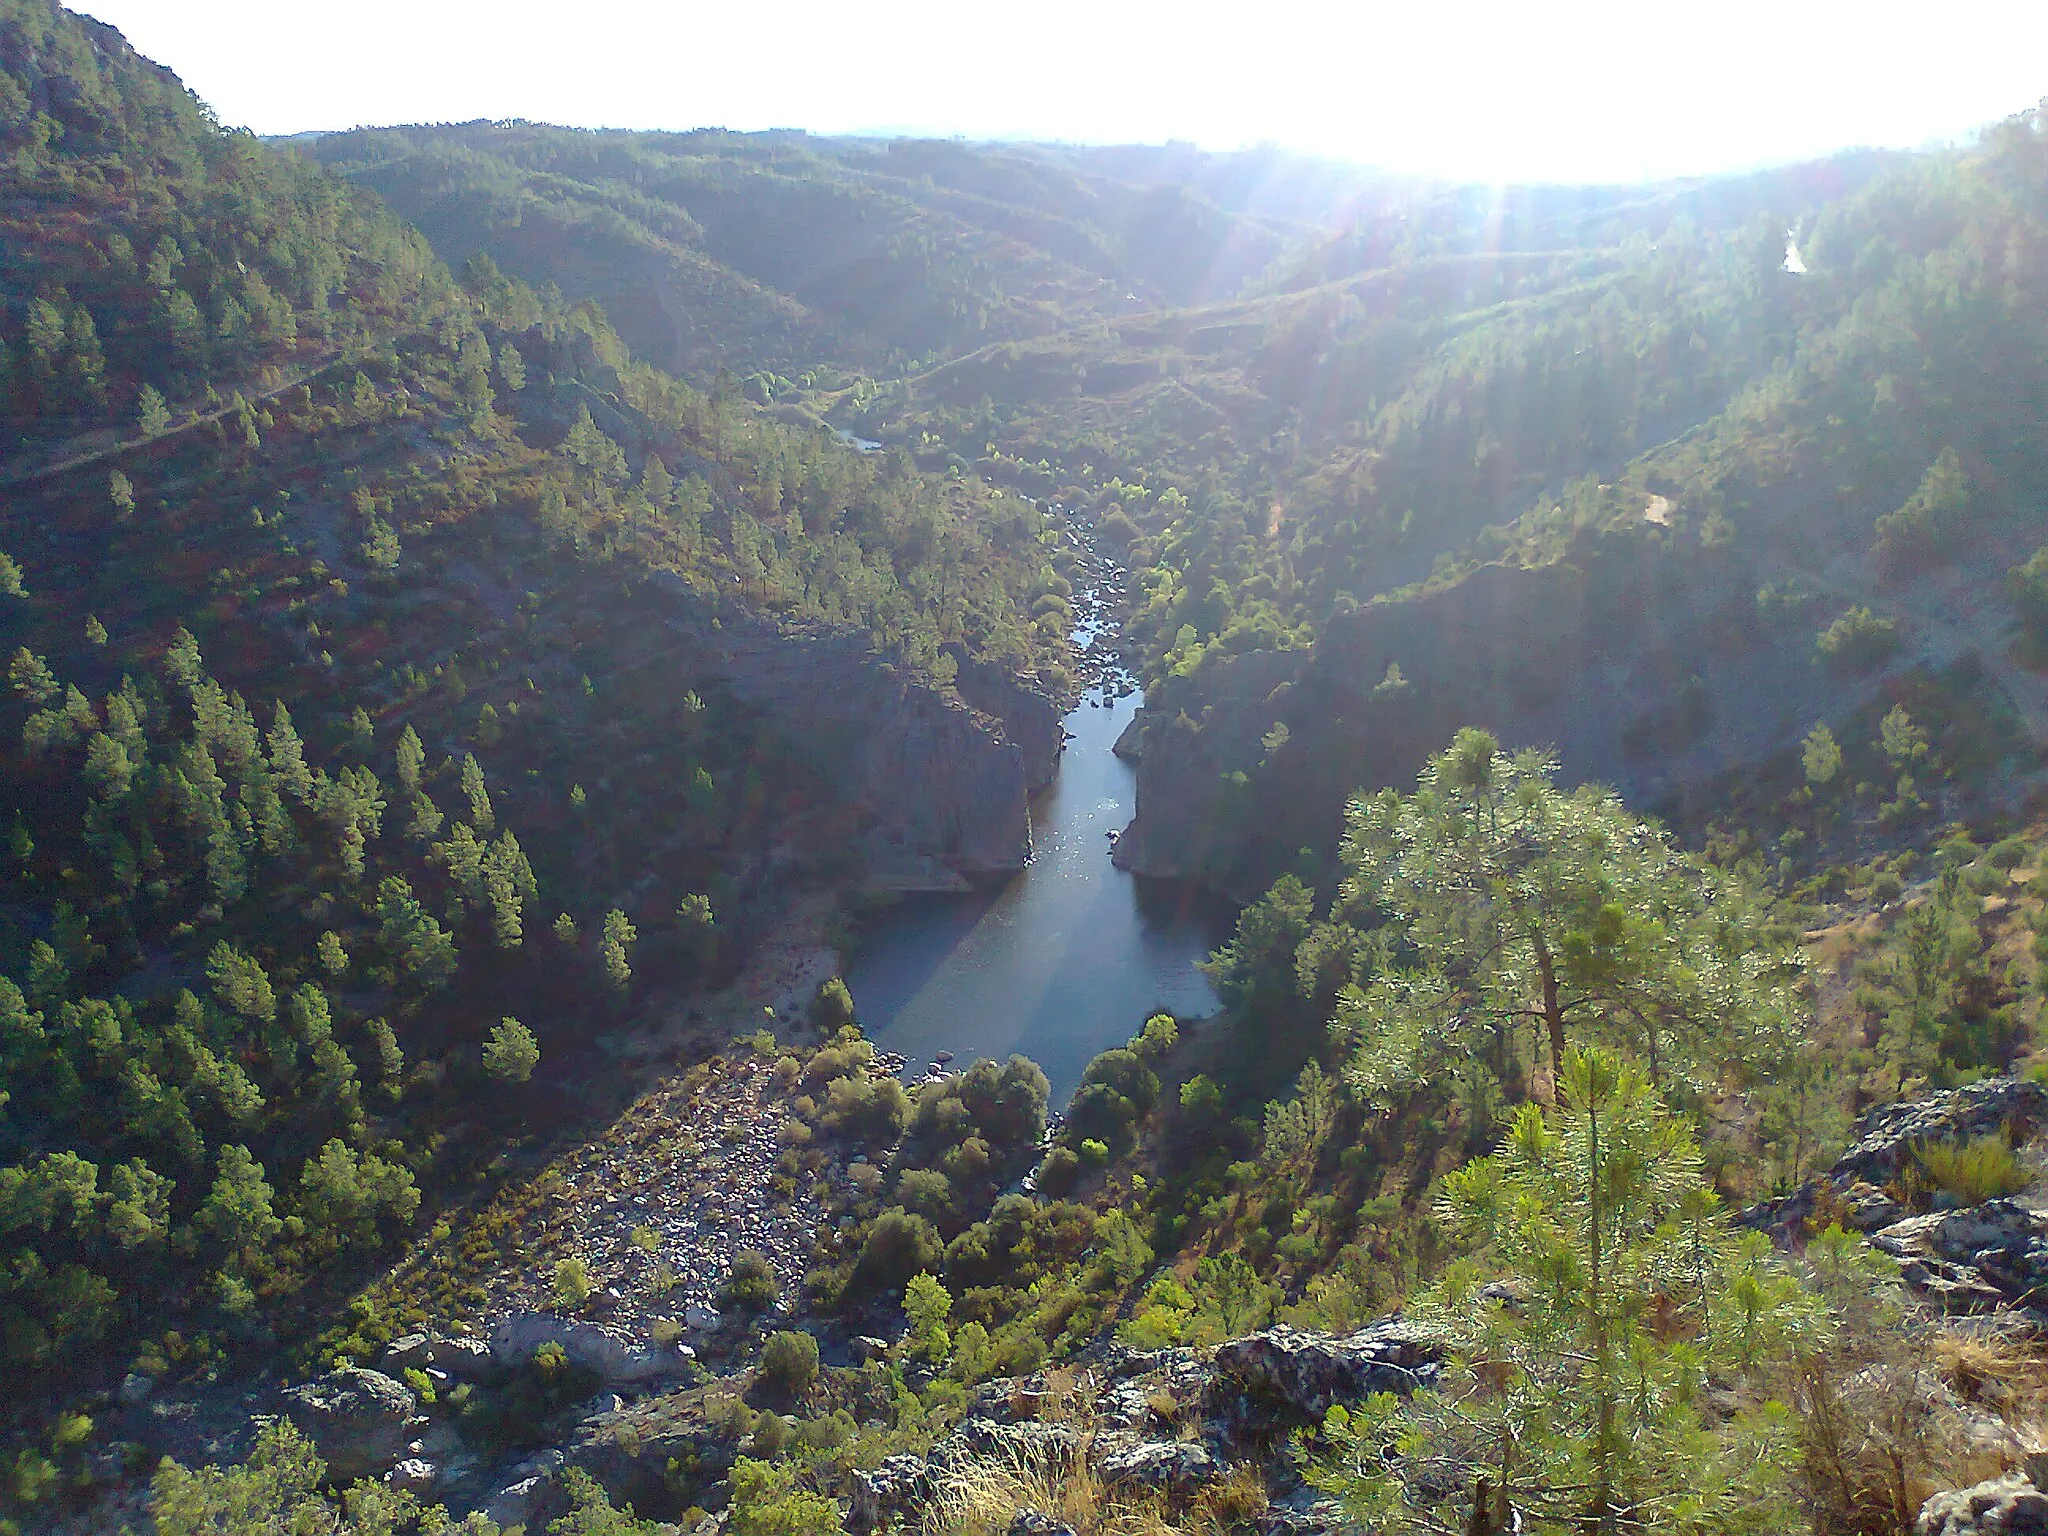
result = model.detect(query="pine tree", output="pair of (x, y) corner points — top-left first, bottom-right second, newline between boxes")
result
(1333, 729), (1804, 1103)
(136, 384), (170, 438)
(1311, 1049), (1824, 1536)
(459, 753), (493, 830)
(601, 909), (636, 995)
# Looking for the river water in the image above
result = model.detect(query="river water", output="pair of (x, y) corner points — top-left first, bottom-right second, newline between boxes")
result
(844, 537), (1227, 1101)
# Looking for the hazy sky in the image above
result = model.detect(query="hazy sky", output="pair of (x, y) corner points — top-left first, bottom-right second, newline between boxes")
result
(78, 0), (2048, 184)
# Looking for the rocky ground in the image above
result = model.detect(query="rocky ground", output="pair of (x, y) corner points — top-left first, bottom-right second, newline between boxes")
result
(377, 1052), (836, 1357)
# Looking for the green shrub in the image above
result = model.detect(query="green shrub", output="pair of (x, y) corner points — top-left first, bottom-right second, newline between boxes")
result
(850, 1208), (942, 1294)
(721, 1250), (779, 1313)
(758, 1330), (819, 1395)
(553, 1256), (593, 1308)
(1814, 606), (1900, 672)
(1917, 1136), (2029, 1204)
(1034, 1145), (1080, 1196)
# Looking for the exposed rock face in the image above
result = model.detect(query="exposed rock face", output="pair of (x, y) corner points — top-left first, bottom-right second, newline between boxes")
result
(950, 645), (1065, 792)
(383, 1332), (494, 1381)
(653, 588), (1043, 883)
(488, 1315), (695, 1386)
(1834, 1079), (2048, 1189)
(850, 1454), (936, 1534)
(560, 1391), (735, 1519)
(1116, 529), (2032, 897)
(847, 1418), (1081, 1531)
(1204, 1321), (1442, 1430)
(1745, 1077), (2048, 1243)
(1096, 1439), (1218, 1498)
(278, 1368), (418, 1482)
(1869, 1202), (2048, 1313)
(1918, 1473), (2048, 1535)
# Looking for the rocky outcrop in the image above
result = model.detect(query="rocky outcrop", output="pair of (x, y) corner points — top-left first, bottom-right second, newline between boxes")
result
(652, 588), (1041, 883)
(1096, 1439), (1217, 1499)
(278, 1368), (419, 1482)
(487, 1315), (696, 1386)
(950, 645), (1065, 792)
(1204, 1320), (1441, 1431)
(1918, 1473), (2048, 1535)
(383, 1332), (494, 1382)
(849, 1418), (1082, 1531)
(1834, 1079), (2048, 1189)
(1745, 1077), (2048, 1242)
(1117, 535), (1977, 898)
(1869, 1202), (2048, 1314)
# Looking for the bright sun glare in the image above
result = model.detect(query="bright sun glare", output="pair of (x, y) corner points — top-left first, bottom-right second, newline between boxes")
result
(70, 0), (2048, 183)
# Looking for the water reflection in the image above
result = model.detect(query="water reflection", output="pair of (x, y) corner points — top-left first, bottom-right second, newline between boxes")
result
(845, 687), (1226, 1102)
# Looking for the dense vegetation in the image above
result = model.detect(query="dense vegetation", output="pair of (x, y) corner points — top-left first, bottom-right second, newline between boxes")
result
(0, 0), (1065, 1443)
(4, 4), (2048, 1535)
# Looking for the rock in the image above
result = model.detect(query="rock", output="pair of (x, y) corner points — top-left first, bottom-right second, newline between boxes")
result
(383, 1331), (493, 1381)
(1845, 1080), (2048, 1188)
(684, 1305), (722, 1332)
(1096, 1439), (1217, 1498)
(1008, 1511), (1076, 1536)
(1206, 1320), (1441, 1430)
(850, 1336), (890, 1365)
(382, 1334), (435, 1372)
(118, 1373), (154, 1406)
(1256, 1504), (1346, 1536)
(385, 1459), (438, 1495)
(954, 1419), (1080, 1464)
(849, 1454), (932, 1533)
(1841, 1181), (1907, 1232)
(1099, 1382), (1156, 1430)
(278, 1368), (418, 1481)
(1870, 1202), (2048, 1310)
(1746, 1078), (2048, 1241)
(484, 1475), (549, 1532)
(650, 588), (1045, 883)
(1917, 1473), (2048, 1535)
(509, 1448), (565, 1482)
(489, 1315), (691, 1386)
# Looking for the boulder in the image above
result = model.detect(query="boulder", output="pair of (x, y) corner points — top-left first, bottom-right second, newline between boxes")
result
(488, 1314), (692, 1386)
(1871, 1202), (2048, 1310)
(384, 1459), (438, 1495)
(848, 1418), (1080, 1531)
(1746, 1078), (2048, 1240)
(850, 1453), (932, 1533)
(1206, 1321), (1441, 1430)
(1096, 1439), (1217, 1498)
(383, 1331), (494, 1381)
(278, 1367), (418, 1482)
(484, 1475), (549, 1532)
(1918, 1473), (2048, 1535)
(1008, 1512), (1075, 1536)
(1844, 1080), (2048, 1187)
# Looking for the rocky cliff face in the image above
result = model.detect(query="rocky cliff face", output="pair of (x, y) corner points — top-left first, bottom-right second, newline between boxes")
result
(1116, 527), (2040, 898)
(649, 577), (1052, 888)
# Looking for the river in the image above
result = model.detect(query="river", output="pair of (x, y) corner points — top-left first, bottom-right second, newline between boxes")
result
(843, 528), (1228, 1102)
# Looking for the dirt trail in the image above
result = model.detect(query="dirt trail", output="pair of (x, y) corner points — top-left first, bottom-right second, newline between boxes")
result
(0, 355), (342, 489)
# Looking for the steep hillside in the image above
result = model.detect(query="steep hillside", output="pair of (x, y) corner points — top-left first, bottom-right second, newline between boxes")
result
(1113, 108), (2048, 896)
(0, 0), (1070, 1443)
(297, 124), (1310, 380)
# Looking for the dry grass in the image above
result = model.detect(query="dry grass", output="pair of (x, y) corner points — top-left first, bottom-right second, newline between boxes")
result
(919, 1371), (1267, 1536)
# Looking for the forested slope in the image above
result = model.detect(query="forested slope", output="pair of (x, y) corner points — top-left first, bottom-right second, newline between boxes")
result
(0, 0), (1065, 1423)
